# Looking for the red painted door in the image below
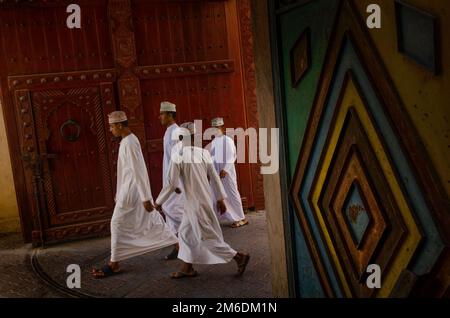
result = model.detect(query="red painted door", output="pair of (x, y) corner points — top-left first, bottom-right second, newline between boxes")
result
(30, 86), (117, 241)
(1, 0), (262, 244)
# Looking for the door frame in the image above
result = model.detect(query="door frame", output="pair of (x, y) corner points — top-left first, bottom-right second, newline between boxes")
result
(267, 0), (302, 298)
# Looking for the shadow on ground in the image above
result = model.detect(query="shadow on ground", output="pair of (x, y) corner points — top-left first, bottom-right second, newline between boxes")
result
(32, 211), (272, 298)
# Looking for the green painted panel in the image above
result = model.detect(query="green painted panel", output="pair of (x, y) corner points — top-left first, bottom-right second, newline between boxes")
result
(279, 0), (340, 176)
(276, 0), (340, 298)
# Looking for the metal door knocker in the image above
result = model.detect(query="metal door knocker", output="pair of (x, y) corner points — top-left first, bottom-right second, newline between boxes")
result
(60, 119), (81, 142)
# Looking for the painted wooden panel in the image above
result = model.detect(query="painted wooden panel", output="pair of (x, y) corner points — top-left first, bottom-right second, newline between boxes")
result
(276, 0), (341, 298)
(314, 91), (418, 297)
(273, 0), (449, 297)
(353, 0), (450, 202)
(278, 0), (340, 176)
(395, 0), (439, 74)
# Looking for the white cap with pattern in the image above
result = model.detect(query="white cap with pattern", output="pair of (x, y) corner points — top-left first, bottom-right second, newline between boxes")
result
(108, 111), (127, 124)
(160, 101), (176, 112)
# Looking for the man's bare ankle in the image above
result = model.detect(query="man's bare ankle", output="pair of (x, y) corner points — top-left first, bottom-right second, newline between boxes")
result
(109, 262), (119, 270)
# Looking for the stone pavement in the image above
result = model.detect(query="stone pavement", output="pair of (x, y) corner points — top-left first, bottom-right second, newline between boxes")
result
(0, 233), (65, 298)
(0, 211), (272, 298)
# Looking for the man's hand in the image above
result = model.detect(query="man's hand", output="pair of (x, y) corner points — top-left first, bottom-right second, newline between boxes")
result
(217, 200), (227, 215)
(219, 170), (228, 179)
(154, 204), (165, 218)
(175, 188), (182, 194)
(143, 201), (154, 212)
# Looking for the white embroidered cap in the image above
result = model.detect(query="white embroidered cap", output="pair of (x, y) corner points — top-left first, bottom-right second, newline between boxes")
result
(160, 101), (176, 113)
(108, 111), (127, 124)
(211, 117), (224, 127)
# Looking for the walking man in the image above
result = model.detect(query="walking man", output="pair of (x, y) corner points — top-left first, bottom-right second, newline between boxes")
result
(92, 111), (177, 278)
(210, 117), (248, 228)
(155, 122), (250, 279)
(159, 101), (184, 260)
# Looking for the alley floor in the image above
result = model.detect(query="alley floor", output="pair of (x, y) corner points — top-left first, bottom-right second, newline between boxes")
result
(0, 211), (272, 298)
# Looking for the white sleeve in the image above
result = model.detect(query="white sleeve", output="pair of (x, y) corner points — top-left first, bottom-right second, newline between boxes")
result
(205, 151), (227, 201)
(128, 141), (153, 203)
(210, 139), (222, 172)
(156, 159), (181, 206)
(165, 138), (181, 180)
(222, 137), (237, 174)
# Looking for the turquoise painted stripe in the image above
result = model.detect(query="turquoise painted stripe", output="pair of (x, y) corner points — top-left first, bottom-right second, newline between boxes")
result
(294, 216), (326, 298)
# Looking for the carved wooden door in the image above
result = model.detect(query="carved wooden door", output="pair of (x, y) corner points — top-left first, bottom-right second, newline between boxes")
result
(1, 0), (262, 244)
(13, 81), (118, 244)
(31, 86), (116, 241)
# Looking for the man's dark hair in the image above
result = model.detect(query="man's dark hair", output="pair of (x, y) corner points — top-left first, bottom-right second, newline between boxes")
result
(168, 111), (176, 119)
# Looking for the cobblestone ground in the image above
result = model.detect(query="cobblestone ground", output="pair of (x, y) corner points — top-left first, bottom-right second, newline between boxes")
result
(0, 233), (65, 297)
(0, 211), (272, 298)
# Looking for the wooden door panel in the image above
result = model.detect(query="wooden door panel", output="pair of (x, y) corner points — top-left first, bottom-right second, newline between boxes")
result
(10, 73), (118, 243)
(132, 0), (229, 66)
(31, 87), (115, 226)
(0, 3), (113, 76)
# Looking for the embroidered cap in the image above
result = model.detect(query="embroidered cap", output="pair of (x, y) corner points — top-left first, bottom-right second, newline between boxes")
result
(160, 101), (176, 113)
(108, 111), (127, 124)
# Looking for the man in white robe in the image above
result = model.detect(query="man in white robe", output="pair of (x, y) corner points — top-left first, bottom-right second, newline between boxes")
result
(92, 111), (177, 278)
(159, 101), (185, 260)
(155, 122), (250, 279)
(210, 117), (248, 228)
